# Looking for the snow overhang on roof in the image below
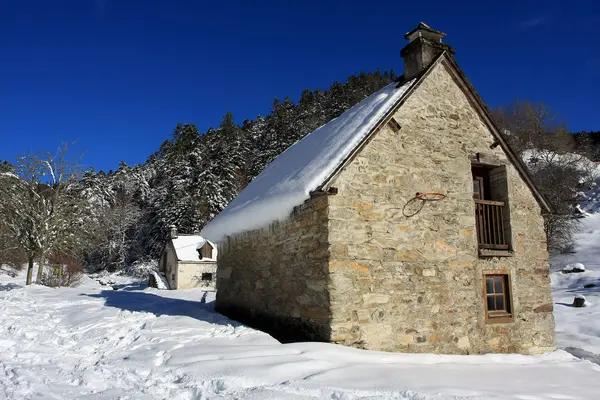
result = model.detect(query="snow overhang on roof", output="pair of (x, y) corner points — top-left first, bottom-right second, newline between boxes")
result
(201, 79), (416, 242)
(201, 51), (554, 243)
(172, 235), (217, 262)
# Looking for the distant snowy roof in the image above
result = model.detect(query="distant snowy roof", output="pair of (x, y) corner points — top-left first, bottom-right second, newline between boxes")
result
(202, 80), (415, 242)
(172, 235), (217, 262)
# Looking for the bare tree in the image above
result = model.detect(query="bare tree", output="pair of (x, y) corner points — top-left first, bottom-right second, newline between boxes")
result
(493, 101), (576, 154)
(0, 144), (90, 285)
(493, 101), (597, 253)
(105, 187), (142, 270)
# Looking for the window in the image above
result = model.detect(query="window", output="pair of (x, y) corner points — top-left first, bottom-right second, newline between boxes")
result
(471, 164), (512, 255)
(201, 273), (213, 281)
(483, 273), (513, 323)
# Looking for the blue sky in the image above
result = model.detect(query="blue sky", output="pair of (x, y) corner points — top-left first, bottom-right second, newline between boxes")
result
(1, 0), (599, 172)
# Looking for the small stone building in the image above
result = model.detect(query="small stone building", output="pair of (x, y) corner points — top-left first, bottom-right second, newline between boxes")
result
(202, 23), (556, 354)
(159, 227), (217, 290)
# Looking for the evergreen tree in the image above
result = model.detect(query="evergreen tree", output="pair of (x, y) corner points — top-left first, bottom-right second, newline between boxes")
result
(66, 68), (399, 269)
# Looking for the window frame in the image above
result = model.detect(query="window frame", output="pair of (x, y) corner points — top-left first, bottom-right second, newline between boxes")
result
(473, 176), (485, 200)
(482, 271), (514, 324)
(201, 272), (213, 281)
(471, 163), (513, 256)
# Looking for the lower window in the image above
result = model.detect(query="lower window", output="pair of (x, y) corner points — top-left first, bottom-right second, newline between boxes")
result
(484, 273), (513, 322)
(201, 273), (213, 281)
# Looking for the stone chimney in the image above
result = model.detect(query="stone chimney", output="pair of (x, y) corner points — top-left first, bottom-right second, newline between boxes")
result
(401, 22), (454, 81)
(169, 225), (178, 239)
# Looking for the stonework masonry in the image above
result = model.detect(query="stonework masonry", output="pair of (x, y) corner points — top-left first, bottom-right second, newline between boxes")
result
(215, 59), (556, 354)
(326, 61), (555, 354)
(215, 195), (332, 342)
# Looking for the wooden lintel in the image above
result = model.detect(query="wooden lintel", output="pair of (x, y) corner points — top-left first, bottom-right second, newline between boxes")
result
(479, 249), (514, 258)
(387, 117), (401, 132)
(310, 187), (338, 198)
(469, 152), (506, 166)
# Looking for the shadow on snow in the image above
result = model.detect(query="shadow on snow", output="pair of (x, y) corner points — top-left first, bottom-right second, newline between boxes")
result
(0, 283), (22, 292)
(85, 290), (242, 327)
(563, 346), (600, 366)
(555, 302), (576, 308)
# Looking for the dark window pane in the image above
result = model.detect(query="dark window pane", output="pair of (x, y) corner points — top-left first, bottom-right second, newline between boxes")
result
(495, 295), (505, 311)
(201, 273), (213, 281)
(487, 295), (495, 311)
(494, 278), (503, 294)
(486, 278), (493, 294)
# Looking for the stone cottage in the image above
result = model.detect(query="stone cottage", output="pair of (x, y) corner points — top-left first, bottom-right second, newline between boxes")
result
(159, 226), (217, 290)
(201, 22), (556, 354)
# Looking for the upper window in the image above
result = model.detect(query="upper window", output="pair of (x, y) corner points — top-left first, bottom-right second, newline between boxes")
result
(472, 164), (512, 254)
(484, 273), (513, 323)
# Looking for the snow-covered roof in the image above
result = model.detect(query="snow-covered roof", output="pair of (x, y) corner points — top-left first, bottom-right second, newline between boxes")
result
(171, 235), (217, 262)
(201, 80), (415, 241)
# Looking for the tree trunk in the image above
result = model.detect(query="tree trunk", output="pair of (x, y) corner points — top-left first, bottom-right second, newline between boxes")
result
(36, 258), (44, 283)
(26, 257), (34, 285)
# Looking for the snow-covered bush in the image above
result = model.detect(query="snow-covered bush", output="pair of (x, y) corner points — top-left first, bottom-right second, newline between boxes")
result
(39, 264), (84, 288)
(562, 263), (586, 273)
(38, 253), (85, 288)
(126, 259), (158, 278)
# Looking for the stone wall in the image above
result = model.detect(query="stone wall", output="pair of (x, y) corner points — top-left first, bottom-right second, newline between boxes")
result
(326, 60), (555, 354)
(215, 195), (331, 342)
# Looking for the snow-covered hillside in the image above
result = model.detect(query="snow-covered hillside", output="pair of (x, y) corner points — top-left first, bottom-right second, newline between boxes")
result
(1, 270), (600, 399)
(522, 149), (600, 214)
(551, 213), (600, 364)
(546, 149), (600, 365)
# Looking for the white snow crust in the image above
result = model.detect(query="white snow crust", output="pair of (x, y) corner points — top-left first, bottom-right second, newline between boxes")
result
(172, 235), (217, 262)
(202, 80), (415, 242)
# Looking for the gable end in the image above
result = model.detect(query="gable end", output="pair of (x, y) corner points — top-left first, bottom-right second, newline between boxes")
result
(318, 53), (553, 215)
(440, 57), (553, 214)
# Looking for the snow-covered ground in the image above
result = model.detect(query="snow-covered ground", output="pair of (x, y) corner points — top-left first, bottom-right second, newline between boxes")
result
(1, 268), (600, 399)
(551, 213), (600, 363)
